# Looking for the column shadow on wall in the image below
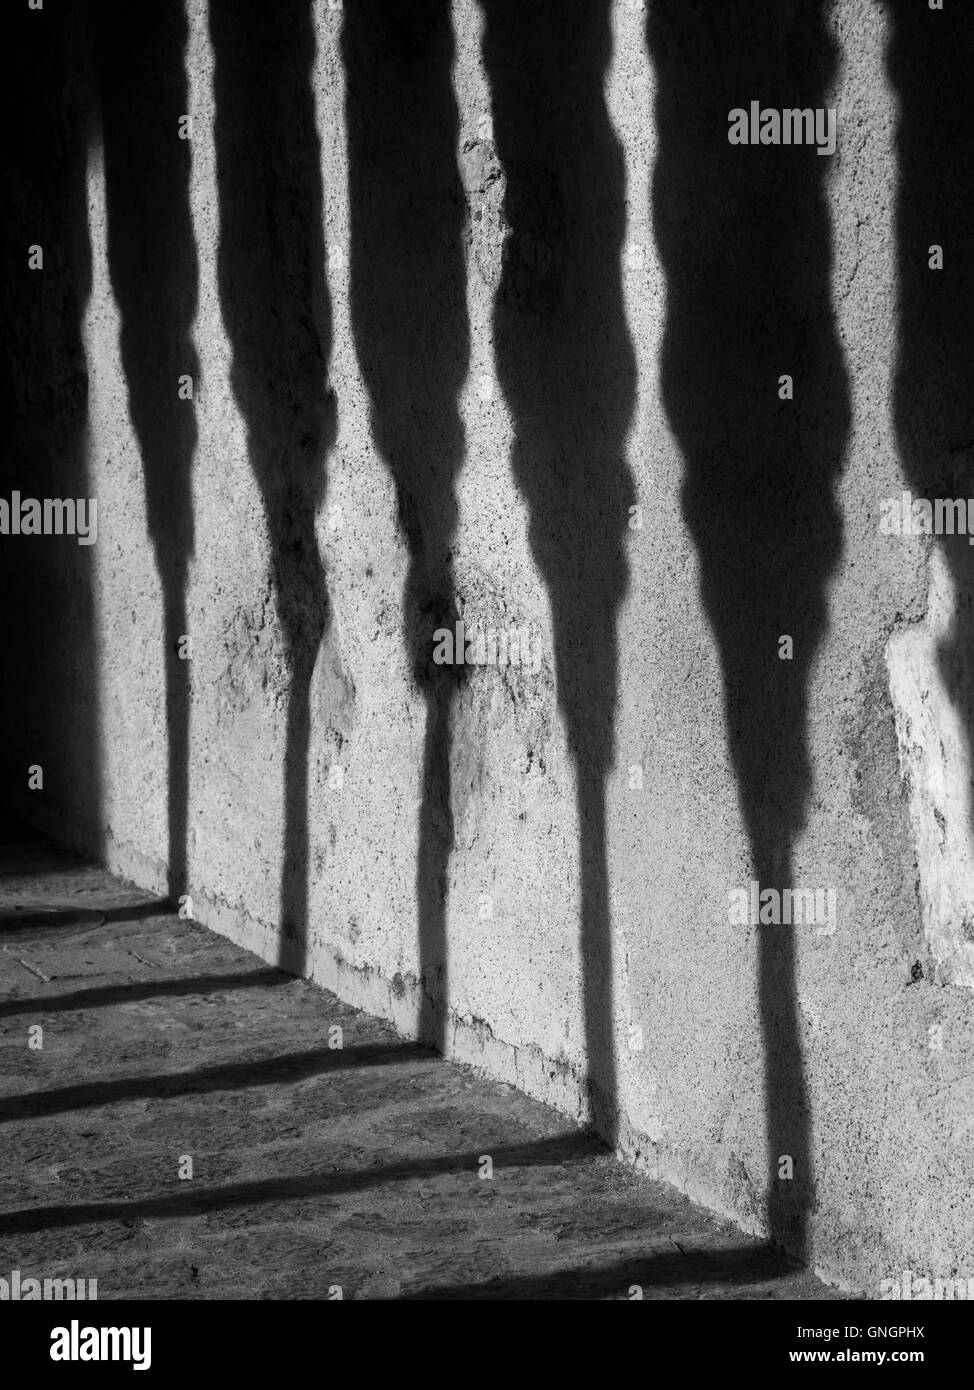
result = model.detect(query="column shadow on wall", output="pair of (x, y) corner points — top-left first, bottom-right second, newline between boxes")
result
(648, 0), (850, 1257)
(479, 0), (637, 1144)
(93, 0), (197, 908)
(343, 0), (469, 1051)
(883, 3), (974, 869)
(211, 0), (336, 979)
(0, 4), (103, 852)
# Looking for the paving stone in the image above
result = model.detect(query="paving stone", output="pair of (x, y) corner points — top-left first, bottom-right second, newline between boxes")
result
(0, 817), (850, 1300)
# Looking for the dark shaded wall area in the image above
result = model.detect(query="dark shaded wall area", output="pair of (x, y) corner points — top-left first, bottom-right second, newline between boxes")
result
(343, 0), (468, 1049)
(1, 2), (101, 850)
(649, 0), (850, 1256)
(480, 0), (636, 1144)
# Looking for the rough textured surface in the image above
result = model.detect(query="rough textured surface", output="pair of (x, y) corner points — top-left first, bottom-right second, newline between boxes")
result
(0, 819), (847, 1300)
(2, 0), (973, 1294)
(887, 548), (974, 990)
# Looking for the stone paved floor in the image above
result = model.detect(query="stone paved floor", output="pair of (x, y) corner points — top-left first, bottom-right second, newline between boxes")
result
(0, 816), (850, 1300)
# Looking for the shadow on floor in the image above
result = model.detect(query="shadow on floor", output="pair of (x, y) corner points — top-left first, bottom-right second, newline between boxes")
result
(0, 967), (291, 1020)
(400, 1241), (801, 1300)
(0, 1041), (430, 1124)
(0, 1132), (600, 1236)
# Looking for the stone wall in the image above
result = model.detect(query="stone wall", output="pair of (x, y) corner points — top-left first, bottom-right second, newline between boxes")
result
(4, 0), (973, 1293)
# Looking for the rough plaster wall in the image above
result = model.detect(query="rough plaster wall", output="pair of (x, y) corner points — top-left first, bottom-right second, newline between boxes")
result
(4, 0), (974, 1294)
(888, 549), (974, 991)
